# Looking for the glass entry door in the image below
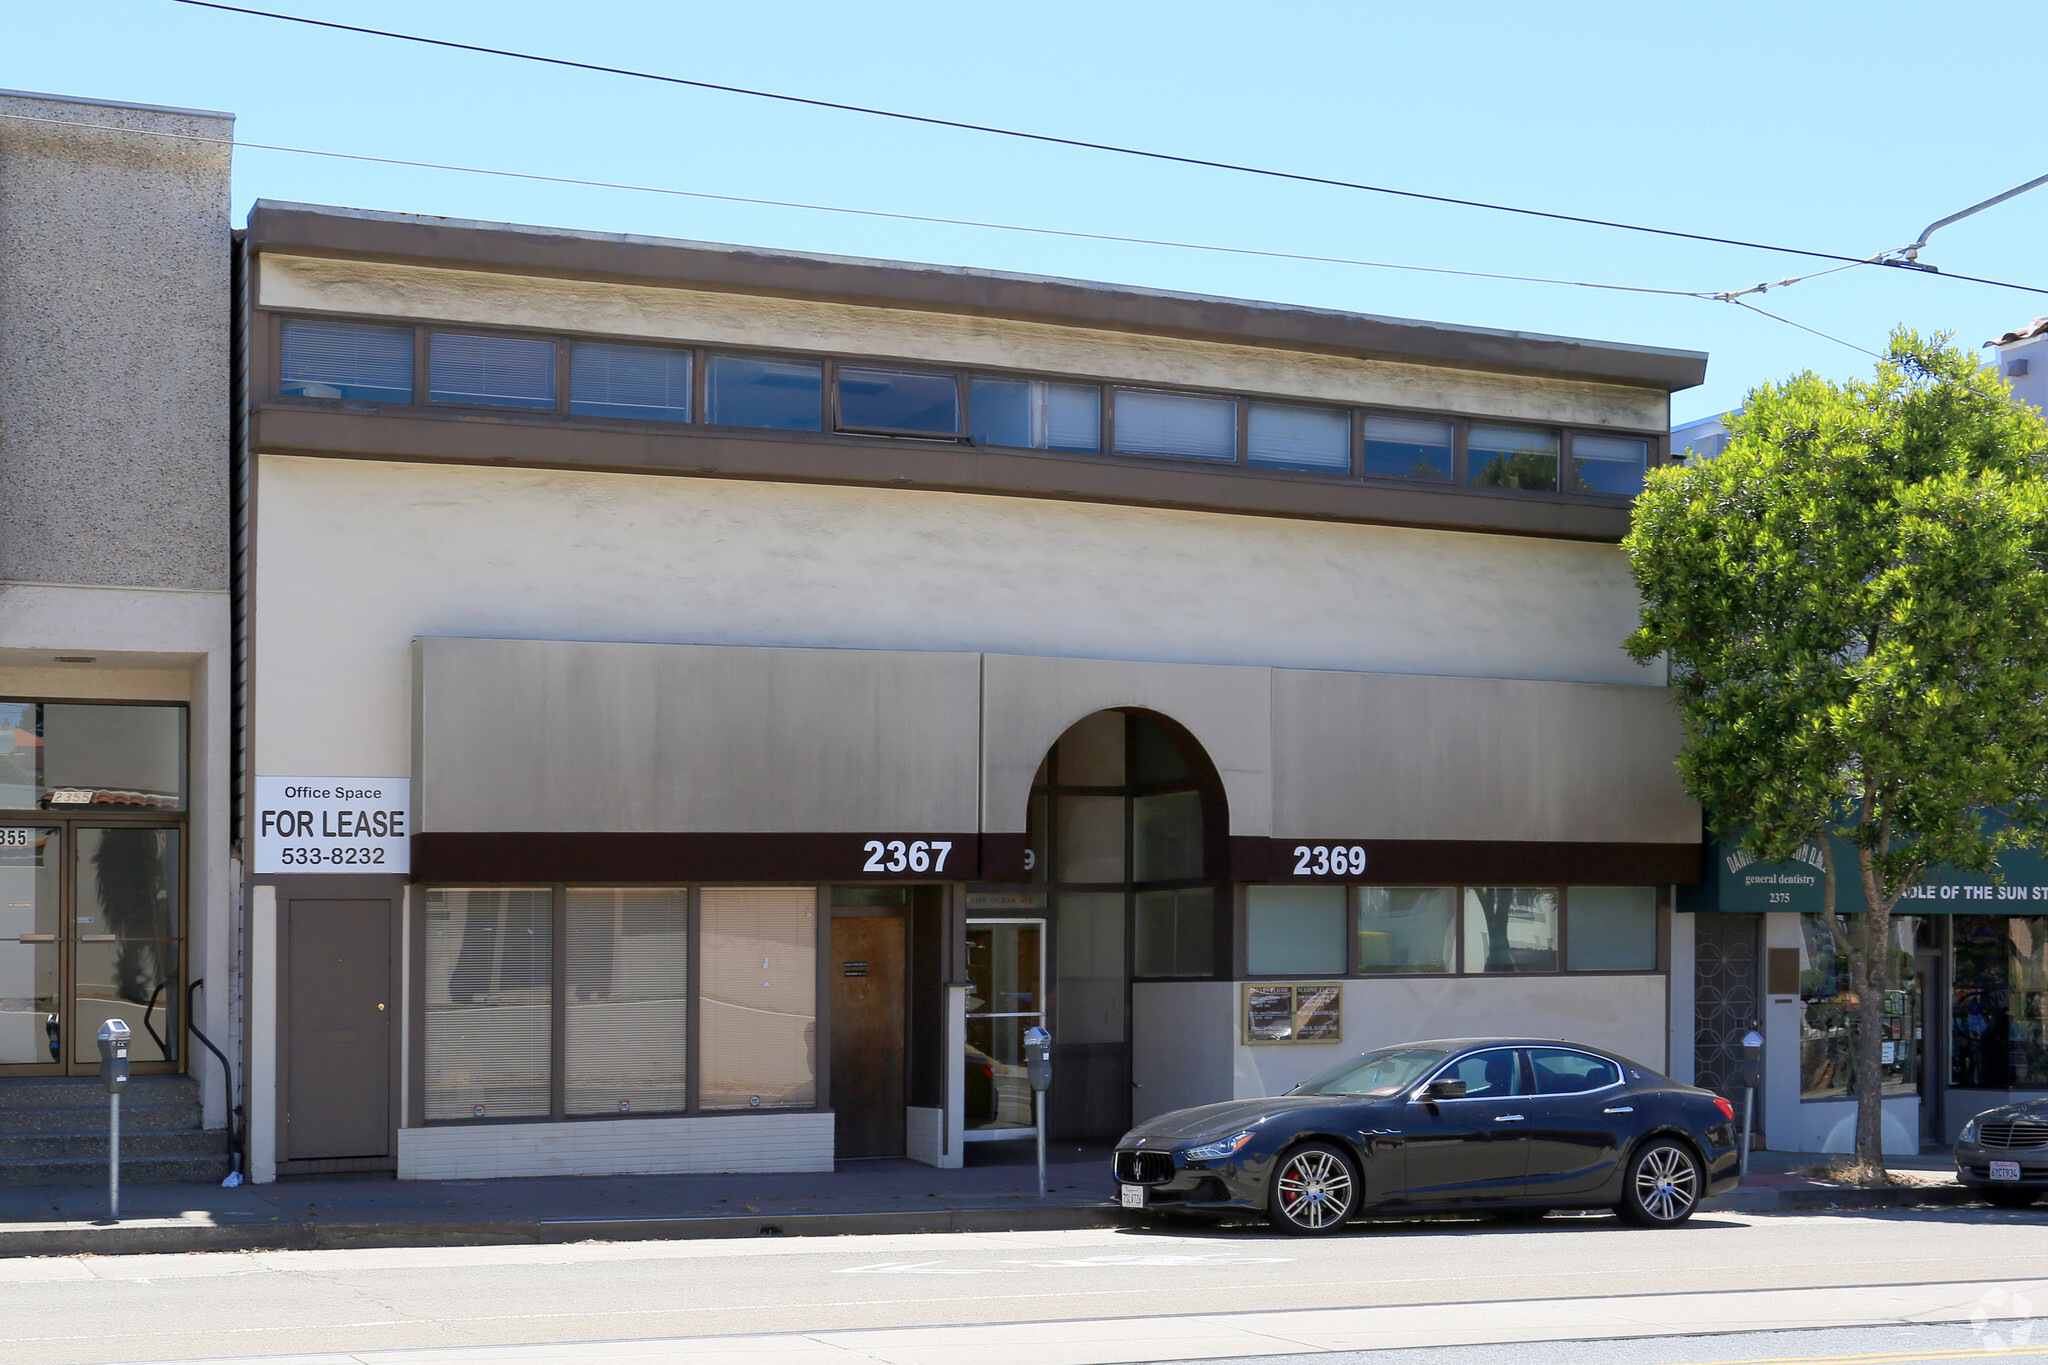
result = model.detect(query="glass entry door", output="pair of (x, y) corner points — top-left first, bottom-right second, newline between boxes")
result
(0, 822), (182, 1075)
(963, 918), (1043, 1138)
(0, 827), (61, 1067)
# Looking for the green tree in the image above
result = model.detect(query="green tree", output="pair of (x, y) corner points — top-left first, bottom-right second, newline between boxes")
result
(1624, 330), (2048, 1169)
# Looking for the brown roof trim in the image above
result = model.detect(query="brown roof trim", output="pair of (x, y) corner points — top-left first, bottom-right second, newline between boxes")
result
(247, 201), (1708, 394)
(252, 403), (1636, 542)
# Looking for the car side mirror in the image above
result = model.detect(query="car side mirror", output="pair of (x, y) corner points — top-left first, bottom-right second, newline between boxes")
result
(1422, 1079), (1466, 1101)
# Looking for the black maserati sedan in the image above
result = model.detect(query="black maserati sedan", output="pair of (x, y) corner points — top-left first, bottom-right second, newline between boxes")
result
(1112, 1038), (1741, 1234)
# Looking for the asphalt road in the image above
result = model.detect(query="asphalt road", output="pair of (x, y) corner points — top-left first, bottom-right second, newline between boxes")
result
(5, 1206), (2046, 1365)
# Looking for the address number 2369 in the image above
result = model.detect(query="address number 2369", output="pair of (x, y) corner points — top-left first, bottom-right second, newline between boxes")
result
(1293, 844), (1368, 876)
(862, 839), (953, 873)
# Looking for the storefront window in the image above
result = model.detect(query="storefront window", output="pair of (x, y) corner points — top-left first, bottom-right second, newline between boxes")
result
(1355, 887), (1455, 973)
(0, 829), (60, 1065)
(1952, 915), (2048, 1089)
(424, 888), (553, 1120)
(1464, 887), (1559, 972)
(1566, 887), (1658, 970)
(1798, 914), (1921, 1099)
(699, 887), (816, 1110)
(1247, 885), (1348, 975)
(564, 888), (688, 1115)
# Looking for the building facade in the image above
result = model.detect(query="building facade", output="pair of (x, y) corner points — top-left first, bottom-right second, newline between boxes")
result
(235, 201), (1707, 1181)
(0, 90), (236, 1181)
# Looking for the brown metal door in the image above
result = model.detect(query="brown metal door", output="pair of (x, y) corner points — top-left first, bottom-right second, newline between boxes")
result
(830, 916), (906, 1158)
(286, 900), (391, 1160)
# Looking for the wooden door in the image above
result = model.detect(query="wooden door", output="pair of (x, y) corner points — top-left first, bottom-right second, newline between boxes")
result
(286, 900), (391, 1160)
(830, 916), (906, 1158)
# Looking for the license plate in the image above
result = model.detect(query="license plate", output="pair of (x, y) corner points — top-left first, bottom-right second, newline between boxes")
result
(1991, 1160), (2023, 1182)
(1120, 1184), (1146, 1208)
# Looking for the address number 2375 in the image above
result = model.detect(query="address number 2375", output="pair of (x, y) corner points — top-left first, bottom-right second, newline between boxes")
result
(862, 839), (953, 873)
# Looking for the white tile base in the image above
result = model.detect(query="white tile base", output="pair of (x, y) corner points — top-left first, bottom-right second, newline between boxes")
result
(905, 1105), (956, 1168)
(397, 1111), (834, 1180)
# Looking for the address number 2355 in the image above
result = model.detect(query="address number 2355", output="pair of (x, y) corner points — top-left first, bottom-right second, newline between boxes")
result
(862, 839), (954, 873)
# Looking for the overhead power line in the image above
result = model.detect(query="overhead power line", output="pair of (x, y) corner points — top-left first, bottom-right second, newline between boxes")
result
(0, 108), (1957, 361)
(0, 107), (1719, 302)
(176, 0), (1903, 271)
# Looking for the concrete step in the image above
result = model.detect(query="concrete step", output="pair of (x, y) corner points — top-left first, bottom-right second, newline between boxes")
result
(0, 1152), (233, 1189)
(0, 1101), (202, 1136)
(0, 1129), (231, 1164)
(0, 1076), (201, 1110)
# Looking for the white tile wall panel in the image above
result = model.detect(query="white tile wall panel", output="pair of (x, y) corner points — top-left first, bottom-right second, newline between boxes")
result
(906, 1106), (948, 1168)
(396, 1112), (834, 1180)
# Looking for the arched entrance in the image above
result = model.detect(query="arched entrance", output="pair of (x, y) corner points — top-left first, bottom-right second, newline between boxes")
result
(1019, 708), (1228, 1138)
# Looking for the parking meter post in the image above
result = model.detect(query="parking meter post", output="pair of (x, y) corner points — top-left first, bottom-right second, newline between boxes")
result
(1024, 1026), (1052, 1200)
(97, 1020), (131, 1221)
(1740, 1029), (1764, 1178)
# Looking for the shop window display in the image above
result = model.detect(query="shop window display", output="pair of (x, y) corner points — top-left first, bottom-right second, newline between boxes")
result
(1798, 914), (1921, 1098)
(1952, 915), (2048, 1089)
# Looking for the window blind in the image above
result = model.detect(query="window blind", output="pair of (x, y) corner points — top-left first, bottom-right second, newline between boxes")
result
(279, 318), (413, 402)
(565, 887), (689, 1115)
(570, 343), (691, 422)
(429, 332), (557, 410)
(1114, 389), (1238, 461)
(424, 888), (552, 1119)
(1248, 402), (1350, 471)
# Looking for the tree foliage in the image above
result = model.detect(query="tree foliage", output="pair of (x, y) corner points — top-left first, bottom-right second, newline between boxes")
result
(1624, 330), (2048, 1164)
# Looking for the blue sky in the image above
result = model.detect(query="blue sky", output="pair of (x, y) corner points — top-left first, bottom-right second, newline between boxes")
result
(10, 1), (2046, 423)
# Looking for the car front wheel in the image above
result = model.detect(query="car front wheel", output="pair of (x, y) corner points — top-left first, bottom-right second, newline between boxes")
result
(1266, 1142), (1359, 1235)
(1617, 1139), (1701, 1228)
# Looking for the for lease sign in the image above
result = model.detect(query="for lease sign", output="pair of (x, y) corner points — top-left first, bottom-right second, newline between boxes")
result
(254, 776), (410, 874)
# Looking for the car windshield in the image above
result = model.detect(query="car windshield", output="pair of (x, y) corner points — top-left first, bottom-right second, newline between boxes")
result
(1289, 1047), (1448, 1097)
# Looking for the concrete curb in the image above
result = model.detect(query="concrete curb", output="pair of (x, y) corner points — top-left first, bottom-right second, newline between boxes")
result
(0, 1202), (1124, 1258)
(1706, 1183), (1977, 1213)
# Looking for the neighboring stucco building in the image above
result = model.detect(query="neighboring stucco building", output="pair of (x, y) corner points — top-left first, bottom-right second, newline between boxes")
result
(1988, 317), (2048, 413)
(0, 90), (235, 1181)
(235, 201), (1707, 1182)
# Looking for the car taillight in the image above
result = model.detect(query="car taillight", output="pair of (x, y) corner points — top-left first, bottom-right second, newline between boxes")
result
(1713, 1097), (1735, 1122)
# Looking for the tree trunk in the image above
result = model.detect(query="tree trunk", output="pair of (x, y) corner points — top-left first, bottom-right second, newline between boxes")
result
(1853, 900), (1889, 1166)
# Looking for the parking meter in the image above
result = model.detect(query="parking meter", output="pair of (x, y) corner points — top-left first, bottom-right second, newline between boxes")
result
(1024, 1026), (1052, 1093)
(98, 1019), (131, 1093)
(97, 1020), (130, 1221)
(1738, 1029), (1763, 1178)
(1024, 1026), (1052, 1198)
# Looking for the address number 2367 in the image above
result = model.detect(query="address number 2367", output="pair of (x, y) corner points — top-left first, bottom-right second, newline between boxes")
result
(862, 839), (953, 873)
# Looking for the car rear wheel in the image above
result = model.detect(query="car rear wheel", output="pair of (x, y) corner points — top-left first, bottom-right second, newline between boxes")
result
(1266, 1142), (1359, 1235)
(1617, 1139), (1701, 1228)
(1982, 1188), (2042, 1209)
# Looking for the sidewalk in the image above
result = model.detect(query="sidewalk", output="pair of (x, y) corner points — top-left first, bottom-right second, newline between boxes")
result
(0, 1141), (1988, 1259)
(0, 1140), (1122, 1257)
(1703, 1145), (1972, 1212)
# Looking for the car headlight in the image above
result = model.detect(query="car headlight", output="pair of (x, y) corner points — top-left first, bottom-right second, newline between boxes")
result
(1184, 1129), (1255, 1161)
(1960, 1117), (1980, 1144)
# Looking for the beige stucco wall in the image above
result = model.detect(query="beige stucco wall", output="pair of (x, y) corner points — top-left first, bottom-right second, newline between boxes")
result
(259, 254), (1668, 431)
(253, 454), (1661, 783)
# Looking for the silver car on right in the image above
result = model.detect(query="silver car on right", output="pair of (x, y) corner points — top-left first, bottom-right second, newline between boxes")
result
(1956, 1100), (2048, 1208)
